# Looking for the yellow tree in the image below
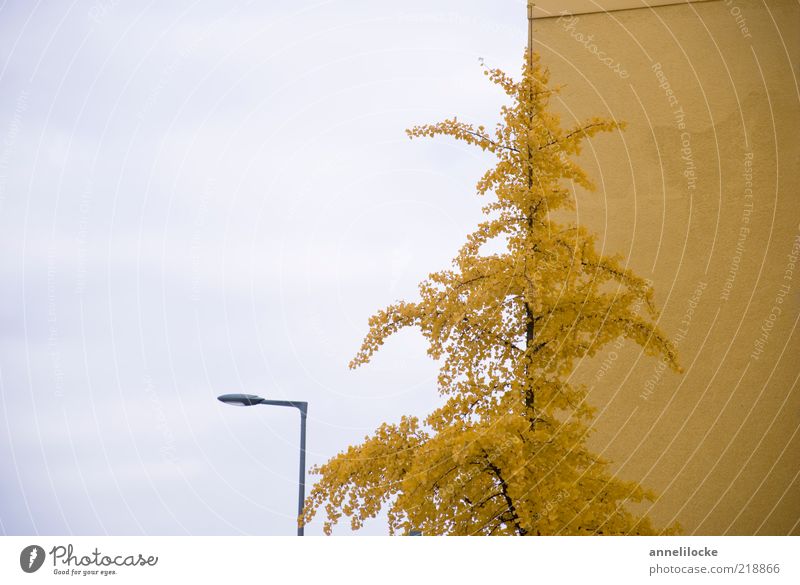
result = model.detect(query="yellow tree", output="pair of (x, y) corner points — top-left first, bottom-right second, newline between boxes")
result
(303, 34), (680, 536)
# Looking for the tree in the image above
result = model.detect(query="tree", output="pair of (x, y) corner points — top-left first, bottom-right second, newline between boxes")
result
(302, 48), (682, 536)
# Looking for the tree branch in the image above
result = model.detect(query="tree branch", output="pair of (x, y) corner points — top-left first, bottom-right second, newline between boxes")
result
(537, 122), (606, 151)
(485, 458), (528, 536)
(464, 129), (520, 153)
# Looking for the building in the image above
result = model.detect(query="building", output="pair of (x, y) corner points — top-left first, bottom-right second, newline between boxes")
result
(530, 0), (799, 535)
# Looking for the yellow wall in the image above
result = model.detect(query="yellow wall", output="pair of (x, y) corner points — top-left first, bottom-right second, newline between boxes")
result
(534, 0), (799, 534)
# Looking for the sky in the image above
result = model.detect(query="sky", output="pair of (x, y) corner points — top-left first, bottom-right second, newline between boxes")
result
(0, 0), (545, 536)
(0, 0), (717, 536)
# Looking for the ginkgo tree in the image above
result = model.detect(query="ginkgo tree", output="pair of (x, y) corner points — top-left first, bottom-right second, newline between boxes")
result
(302, 41), (681, 536)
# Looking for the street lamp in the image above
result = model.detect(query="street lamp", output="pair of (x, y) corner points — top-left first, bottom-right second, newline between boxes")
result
(217, 393), (308, 536)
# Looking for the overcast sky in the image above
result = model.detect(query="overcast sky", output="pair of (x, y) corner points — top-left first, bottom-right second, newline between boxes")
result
(0, 0), (548, 536)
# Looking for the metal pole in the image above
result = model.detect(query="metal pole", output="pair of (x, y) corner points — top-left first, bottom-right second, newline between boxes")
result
(297, 404), (307, 536)
(218, 395), (309, 536)
(254, 399), (308, 536)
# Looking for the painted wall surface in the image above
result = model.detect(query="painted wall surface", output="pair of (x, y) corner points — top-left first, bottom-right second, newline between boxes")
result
(533, 0), (799, 534)
(532, 0), (718, 18)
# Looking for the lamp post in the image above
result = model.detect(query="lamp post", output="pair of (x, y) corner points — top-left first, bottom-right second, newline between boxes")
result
(217, 393), (308, 536)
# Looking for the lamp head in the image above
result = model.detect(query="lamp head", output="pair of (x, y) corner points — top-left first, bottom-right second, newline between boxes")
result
(217, 394), (265, 406)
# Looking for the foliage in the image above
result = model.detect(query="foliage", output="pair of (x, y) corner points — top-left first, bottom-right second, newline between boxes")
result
(302, 52), (681, 536)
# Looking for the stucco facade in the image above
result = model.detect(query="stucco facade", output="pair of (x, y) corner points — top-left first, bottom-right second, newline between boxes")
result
(533, 0), (799, 534)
